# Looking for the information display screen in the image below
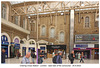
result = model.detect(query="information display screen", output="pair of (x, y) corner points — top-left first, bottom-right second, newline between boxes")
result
(75, 34), (99, 42)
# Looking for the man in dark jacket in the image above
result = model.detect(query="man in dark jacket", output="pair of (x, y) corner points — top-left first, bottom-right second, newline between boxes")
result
(1, 49), (6, 63)
(68, 50), (75, 64)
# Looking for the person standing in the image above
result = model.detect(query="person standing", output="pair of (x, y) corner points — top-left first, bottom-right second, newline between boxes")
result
(39, 50), (44, 64)
(68, 50), (75, 64)
(80, 52), (84, 63)
(16, 50), (20, 59)
(56, 51), (62, 64)
(52, 50), (55, 57)
(78, 52), (81, 59)
(21, 52), (31, 64)
(1, 49), (6, 63)
(75, 52), (78, 59)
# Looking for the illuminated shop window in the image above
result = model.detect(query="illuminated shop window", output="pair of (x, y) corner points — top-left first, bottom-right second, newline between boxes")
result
(85, 16), (89, 27)
(2, 3), (6, 19)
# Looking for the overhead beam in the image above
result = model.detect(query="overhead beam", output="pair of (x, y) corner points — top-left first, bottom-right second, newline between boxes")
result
(11, 1), (99, 16)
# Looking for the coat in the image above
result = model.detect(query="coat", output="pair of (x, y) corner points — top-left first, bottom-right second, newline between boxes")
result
(1, 52), (5, 63)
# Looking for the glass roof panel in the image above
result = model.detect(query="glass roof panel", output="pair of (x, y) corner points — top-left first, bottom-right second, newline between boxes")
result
(10, 1), (29, 5)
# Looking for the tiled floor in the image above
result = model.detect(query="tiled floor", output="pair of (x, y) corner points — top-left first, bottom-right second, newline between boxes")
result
(5, 57), (99, 64)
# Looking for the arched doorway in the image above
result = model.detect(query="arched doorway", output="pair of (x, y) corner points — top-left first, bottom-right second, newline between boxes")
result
(13, 36), (20, 57)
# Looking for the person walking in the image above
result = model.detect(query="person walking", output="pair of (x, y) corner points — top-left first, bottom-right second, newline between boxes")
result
(31, 52), (35, 63)
(80, 52), (84, 63)
(68, 50), (75, 64)
(56, 51), (62, 64)
(21, 52), (31, 64)
(1, 49), (6, 63)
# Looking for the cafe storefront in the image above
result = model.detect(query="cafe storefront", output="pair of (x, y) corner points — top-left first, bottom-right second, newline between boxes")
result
(47, 45), (66, 59)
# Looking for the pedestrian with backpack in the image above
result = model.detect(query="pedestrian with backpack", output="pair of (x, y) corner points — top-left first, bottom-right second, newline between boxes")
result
(52, 51), (62, 64)
(56, 51), (62, 64)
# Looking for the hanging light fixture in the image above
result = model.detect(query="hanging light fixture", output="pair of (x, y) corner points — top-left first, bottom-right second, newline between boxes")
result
(61, 12), (64, 15)
(28, 16), (30, 19)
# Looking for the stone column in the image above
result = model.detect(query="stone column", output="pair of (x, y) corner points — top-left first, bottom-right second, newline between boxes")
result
(69, 10), (74, 54)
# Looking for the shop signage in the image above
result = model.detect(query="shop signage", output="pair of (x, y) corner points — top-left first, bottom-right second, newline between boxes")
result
(10, 42), (14, 44)
(47, 45), (66, 50)
(51, 46), (60, 48)
(75, 44), (88, 48)
(14, 44), (20, 49)
(1, 46), (8, 48)
(73, 48), (91, 50)
(1, 41), (9, 45)
(74, 44), (94, 48)
(75, 34), (99, 42)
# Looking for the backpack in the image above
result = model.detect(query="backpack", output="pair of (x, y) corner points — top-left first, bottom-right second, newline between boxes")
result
(52, 55), (57, 63)
(56, 56), (61, 63)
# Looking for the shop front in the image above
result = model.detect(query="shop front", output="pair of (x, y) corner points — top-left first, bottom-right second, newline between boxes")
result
(47, 45), (66, 59)
(74, 34), (99, 59)
(73, 44), (97, 59)
(1, 35), (9, 58)
(14, 44), (20, 57)
(14, 38), (20, 57)
(73, 48), (91, 59)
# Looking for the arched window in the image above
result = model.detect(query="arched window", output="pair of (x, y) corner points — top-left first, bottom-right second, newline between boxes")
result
(2, 3), (6, 19)
(1, 35), (8, 41)
(15, 16), (18, 25)
(59, 32), (64, 43)
(41, 25), (46, 36)
(50, 27), (55, 38)
(85, 16), (89, 27)
(29, 41), (35, 45)
(95, 16), (99, 27)
(14, 38), (19, 44)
